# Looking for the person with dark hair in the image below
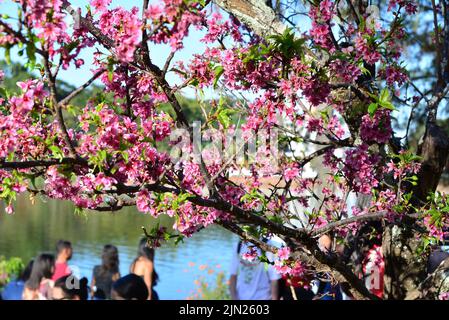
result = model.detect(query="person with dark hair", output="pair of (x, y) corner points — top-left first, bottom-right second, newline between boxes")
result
(130, 237), (159, 300)
(1, 260), (34, 300)
(111, 274), (149, 300)
(52, 240), (73, 281)
(23, 253), (55, 300)
(91, 244), (120, 300)
(52, 275), (89, 300)
(427, 248), (449, 274)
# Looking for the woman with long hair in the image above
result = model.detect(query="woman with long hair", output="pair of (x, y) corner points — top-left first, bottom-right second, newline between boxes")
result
(23, 254), (55, 300)
(130, 237), (159, 300)
(91, 244), (120, 300)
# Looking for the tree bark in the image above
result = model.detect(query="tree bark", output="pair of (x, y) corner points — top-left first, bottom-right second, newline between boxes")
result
(405, 256), (449, 300)
(383, 123), (449, 299)
(214, 0), (286, 37)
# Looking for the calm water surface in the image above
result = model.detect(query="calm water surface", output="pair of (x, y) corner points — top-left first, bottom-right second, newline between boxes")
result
(0, 194), (238, 299)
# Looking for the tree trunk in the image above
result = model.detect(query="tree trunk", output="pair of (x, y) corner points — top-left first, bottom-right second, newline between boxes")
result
(382, 225), (428, 299)
(383, 123), (449, 299)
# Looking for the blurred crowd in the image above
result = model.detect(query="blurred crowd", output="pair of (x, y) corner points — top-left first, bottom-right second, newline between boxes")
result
(1, 225), (448, 300)
(0, 238), (158, 300)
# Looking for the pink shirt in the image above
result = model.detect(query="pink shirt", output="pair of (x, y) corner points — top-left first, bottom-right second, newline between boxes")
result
(52, 262), (71, 281)
(362, 245), (384, 298)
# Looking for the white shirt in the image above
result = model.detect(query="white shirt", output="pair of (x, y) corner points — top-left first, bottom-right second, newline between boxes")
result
(229, 241), (281, 300)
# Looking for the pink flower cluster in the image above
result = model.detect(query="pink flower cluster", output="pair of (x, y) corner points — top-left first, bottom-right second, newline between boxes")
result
(343, 144), (380, 194)
(91, 0), (112, 13)
(146, 0), (204, 52)
(354, 33), (381, 65)
(274, 247), (306, 278)
(174, 202), (223, 237)
(423, 216), (446, 242)
(329, 60), (361, 83)
(381, 65), (409, 87)
(97, 6), (142, 62)
(302, 77), (331, 106)
(201, 12), (242, 44)
(388, 0), (418, 14)
(0, 80), (49, 159)
(385, 161), (420, 180)
(242, 246), (259, 262)
(309, 0), (335, 51)
(284, 164), (300, 182)
(136, 190), (157, 216)
(360, 109), (392, 144)
(20, 0), (70, 44)
(439, 292), (449, 300)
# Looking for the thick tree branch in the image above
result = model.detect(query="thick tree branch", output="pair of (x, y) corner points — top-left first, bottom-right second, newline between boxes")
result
(0, 158), (87, 170)
(213, 0), (287, 37)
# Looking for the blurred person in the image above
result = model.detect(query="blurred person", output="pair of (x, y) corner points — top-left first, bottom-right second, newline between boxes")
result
(360, 224), (384, 299)
(52, 240), (73, 281)
(311, 234), (343, 300)
(130, 237), (159, 300)
(427, 247), (449, 274)
(229, 240), (281, 300)
(318, 234), (332, 253)
(111, 274), (148, 300)
(278, 276), (315, 300)
(1, 260), (34, 300)
(52, 275), (89, 300)
(341, 220), (384, 299)
(23, 253), (55, 300)
(91, 244), (120, 300)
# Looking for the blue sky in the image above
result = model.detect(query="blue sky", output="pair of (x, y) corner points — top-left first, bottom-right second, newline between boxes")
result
(0, 0), (212, 97)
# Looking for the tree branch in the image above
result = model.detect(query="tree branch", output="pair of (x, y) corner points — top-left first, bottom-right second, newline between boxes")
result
(58, 68), (105, 107)
(0, 158), (87, 170)
(213, 0), (287, 37)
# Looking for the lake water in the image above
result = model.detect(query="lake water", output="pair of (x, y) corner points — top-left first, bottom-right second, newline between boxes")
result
(0, 194), (238, 299)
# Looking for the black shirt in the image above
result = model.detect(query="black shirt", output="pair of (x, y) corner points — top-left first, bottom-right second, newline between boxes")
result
(93, 265), (116, 299)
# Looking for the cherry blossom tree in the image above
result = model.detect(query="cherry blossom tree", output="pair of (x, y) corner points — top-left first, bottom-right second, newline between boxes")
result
(1, 0), (449, 300)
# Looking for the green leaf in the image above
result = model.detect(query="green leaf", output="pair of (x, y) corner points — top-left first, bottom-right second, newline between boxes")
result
(379, 88), (390, 103)
(66, 105), (78, 117)
(368, 103), (378, 116)
(122, 151), (129, 163)
(189, 78), (199, 87)
(380, 101), (395, 111)
(0, 87), (8, 99)
(174, 235), (184, 245)
(107, 58), (115, 82)
(172, 192), (193, 210)
(108, 69), (114, 82)
(213, 65), (224, 89)
(5, 46), (11, 64)
(217, 109), (231, 129)
(99, 149), (107, 162)
(358, 63), (371, 76)
(378, 88), (396, 111)
(48, 145), (64, 161)
(26, 44), (36, 69)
